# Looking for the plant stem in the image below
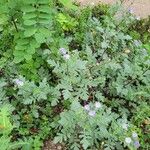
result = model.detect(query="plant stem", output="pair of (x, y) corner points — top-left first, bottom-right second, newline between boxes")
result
(12, 17), (18, 32)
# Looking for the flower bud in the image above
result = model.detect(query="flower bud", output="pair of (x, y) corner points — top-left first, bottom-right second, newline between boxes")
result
(125, 137), (132, 144)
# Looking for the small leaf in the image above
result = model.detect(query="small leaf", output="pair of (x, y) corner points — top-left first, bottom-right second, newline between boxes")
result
(35, 33), (45, 43)
(62, 90), (71, 100)
(32, 109), (39, 118)
(22, 5), (36, 12)
(24, 54), (32, 61)
(24, 28), (37, 37)
(24, 20), (36, 26)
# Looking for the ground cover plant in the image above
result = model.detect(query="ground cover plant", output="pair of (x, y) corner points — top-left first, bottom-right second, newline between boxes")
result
(0, 0), (149, 149)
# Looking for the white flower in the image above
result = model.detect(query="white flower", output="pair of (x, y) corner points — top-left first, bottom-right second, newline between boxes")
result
(59, 48), (67, 55)
(88, 110), (96, 117)
(95, 102), (102, 109)
(84, 105), (90, 111)
(14, 79), (24, 86)
(124, 49), (130, 54)
(125, 137), (132, 144)
(91, 2), (95, 6)
(136, 16), (140, 20)
(132, 132), (138, 138)
(122, 123), (128, 130)
(63, 54), (70, 60)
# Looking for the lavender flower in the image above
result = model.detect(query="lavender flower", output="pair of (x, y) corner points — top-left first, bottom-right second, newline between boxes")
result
(132, 132), (138, 138)
(125, 137), (132, 144)
(128, 8), (134, 14)
(59, 48), (67, 55)
(95, 102), (102, 109)
(84, 105), (90, 111)
(63, 54), (70, 60)
(14, 79), (24, 87)
(88, 110), (96, 117)
(134, 141), (140, 148)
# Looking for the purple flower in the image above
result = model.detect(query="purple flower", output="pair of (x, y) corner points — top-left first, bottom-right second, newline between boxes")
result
(132, 132), (138, 138)
(59, 48), (67, 55)
(134, 141), (140, 148)
(84, 105), (90, 111)
(88, 110), (96, 117)
(14, 79), (24, 86)
(128, 8), (134, 14)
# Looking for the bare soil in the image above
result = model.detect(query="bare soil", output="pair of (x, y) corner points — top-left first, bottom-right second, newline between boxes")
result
(43, 140), (66, 150)
(76, 0), (150, 18)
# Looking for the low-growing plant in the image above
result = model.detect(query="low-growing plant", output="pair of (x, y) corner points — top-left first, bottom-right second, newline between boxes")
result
(54, 100), (130, 150)
(0, 0), (149, 149)
(0, 104), (29, 150)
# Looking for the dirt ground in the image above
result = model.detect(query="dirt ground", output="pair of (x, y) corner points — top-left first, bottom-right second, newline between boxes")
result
(76, 0), (150, 18)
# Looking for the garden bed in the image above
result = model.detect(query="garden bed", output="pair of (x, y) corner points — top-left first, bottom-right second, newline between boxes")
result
(0, 0), (149, 150)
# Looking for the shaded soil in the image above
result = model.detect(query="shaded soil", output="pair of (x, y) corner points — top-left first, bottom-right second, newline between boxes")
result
(43, 140), (66, 150)
(76, 0), (150, 18)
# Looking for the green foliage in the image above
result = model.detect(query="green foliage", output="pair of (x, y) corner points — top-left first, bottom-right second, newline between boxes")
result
(54, 100), (120, 150)
(58, 0), (78, 10)
(0, 0), (149, 150)
(132, 102), (150, 149)
(129, 17), (150, 43)
(0, 104), (29, 150)
(13, 0), (54, 63)
(56, 13), (78, 31)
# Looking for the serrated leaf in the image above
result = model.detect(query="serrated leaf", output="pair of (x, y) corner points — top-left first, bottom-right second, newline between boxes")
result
(101, 41), (109, 48)
(62, 90), (71, 100)
(23, 98), (34, 105)
(54, 135), (63, 144)
(81, 138), (90, 150)
(32, 109), (39, 118)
